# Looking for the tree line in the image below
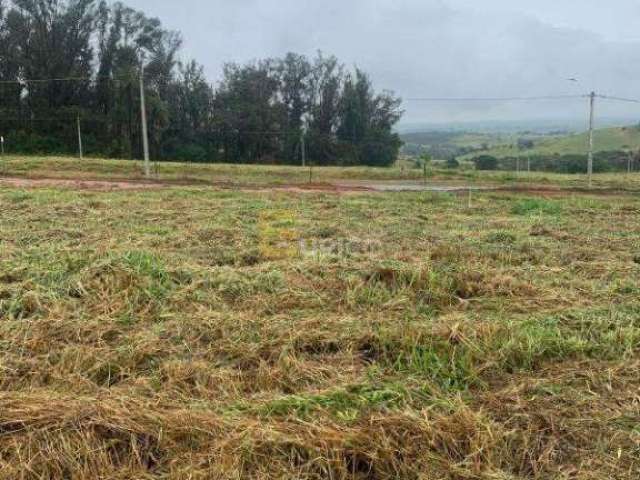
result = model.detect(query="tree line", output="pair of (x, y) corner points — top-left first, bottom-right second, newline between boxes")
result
(0, 0), (404, 166)
(473, 151), (640, 173)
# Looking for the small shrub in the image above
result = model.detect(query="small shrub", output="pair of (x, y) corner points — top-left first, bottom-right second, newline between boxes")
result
(445, 157), (460, 169)
(473, 155), (498, 171)
(511, 198), (562, 216)
(486, 231), (517, 244)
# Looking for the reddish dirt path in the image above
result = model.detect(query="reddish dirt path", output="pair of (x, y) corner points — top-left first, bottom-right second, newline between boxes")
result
(0, 176), (379, 193)
(0, 176), (166, 191)
(0, 176), (485, 193)
(0, 175), (635, 196)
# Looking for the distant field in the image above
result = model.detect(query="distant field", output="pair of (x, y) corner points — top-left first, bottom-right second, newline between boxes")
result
(463, 126), (640, 159)
(2, 154), (640, 191)
(401, 131), (513, 149)
(0, 155), (424, 184)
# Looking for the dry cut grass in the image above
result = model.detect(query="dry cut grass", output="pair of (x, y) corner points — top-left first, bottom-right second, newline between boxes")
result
(0, 182), (639, 479)
(2, 154), (640, 191)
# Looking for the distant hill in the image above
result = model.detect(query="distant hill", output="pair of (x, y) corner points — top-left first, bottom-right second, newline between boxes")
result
(401, 129), (539, 159)
(396, 116), (639, 134)
(401, 131), (508, 149)
(464, 125), (640, 159)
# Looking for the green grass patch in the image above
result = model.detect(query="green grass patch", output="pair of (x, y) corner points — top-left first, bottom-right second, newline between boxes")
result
(511, 198), (563, 215)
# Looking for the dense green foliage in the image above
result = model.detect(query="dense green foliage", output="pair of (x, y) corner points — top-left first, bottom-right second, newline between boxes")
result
(0, 0), (403, 165)
(445, 157), (460, 169)
(472, 150), (640, 173)
(473, 155), (499, 170)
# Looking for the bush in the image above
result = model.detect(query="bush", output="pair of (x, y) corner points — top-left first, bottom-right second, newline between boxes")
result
(473, 155), (498, 171)
(445, 157), (460, 169)
(175, 144), (209, 163)
(511, 199), (562, 216)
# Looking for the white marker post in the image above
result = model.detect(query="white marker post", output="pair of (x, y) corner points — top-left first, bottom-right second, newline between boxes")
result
(140, 62), (151, 178)
(77, 114), (83, 160)
(0, 136), (4, 174)
(587, 91), (596, 188)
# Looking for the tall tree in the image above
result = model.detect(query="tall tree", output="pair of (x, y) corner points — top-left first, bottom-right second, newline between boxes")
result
(162, 60), (215, 162)
(277, 52), (311, 163)
(0, 3), (404, 165)
(0, 1), (22, 115)
(337, 69), (402, 166)
(214, 60), (285, 163)
(307, 52), (343, 164)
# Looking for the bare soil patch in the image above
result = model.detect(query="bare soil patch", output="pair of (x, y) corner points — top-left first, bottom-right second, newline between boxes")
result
(1, 175), (636, 197)
(0, 176), (166, 191)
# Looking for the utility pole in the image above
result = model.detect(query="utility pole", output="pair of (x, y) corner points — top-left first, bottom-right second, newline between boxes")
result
(140, 61), (151, 178)
(301, 130), (306, 168)
(628, 151), (633, 175)
(587, 91), (596, 188)
(77, 114), (83, 161)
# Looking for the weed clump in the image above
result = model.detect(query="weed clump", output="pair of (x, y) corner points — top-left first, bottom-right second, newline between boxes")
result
(486, 230), (517, 244)
(70, 251), (174, 318)
(351, 261), (457, 309)
(511, 198), (562, 215)
(205, 268), (286, 302)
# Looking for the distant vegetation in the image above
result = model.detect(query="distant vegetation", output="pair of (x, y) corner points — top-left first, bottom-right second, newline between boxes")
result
(471, 151), (640, 174)
(474, 155), (499, 171)
(464, 125), (640, 159)
(401, 131), (507, 159)
(403, 125), (640, 174)
(0, 1), (402, 166)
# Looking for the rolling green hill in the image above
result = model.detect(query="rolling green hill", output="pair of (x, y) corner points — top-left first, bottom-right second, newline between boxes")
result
(464, 125), (640, 159)
(401, 131), (510, 149)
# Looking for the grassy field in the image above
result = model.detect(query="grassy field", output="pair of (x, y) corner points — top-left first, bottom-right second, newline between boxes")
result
(463, 126), (640, 160)
(401, 131), (514, 150)
(2, 154), (640, 191)
(0, 155), (427, 184)
(1, 162), (639, 478)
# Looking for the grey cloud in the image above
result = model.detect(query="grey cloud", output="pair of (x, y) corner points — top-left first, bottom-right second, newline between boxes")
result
(126, 0), (640, 126)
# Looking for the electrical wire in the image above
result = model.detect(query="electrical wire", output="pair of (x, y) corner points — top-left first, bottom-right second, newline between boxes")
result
(404, 94), (587, 102)
(0, 75), (136, 85)
(597, 94), (640, 104)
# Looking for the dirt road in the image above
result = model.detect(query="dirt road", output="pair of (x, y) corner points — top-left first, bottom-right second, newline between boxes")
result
(0, 175), (634, 196)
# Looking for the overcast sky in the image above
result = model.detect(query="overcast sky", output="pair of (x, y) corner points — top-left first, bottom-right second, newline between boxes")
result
(126, 0), (640, 127)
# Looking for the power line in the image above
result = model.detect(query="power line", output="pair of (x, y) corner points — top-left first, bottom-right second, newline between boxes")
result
(597, 94), (640, 104)
(0, 75), (136, 85)
(404, 94), (587, 102)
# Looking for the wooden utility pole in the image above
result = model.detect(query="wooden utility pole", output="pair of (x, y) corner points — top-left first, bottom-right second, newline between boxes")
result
(587, 91), (596, 188)
(140, 62), (150, 178)
(301, 131), (306, 168)
(77, 114), (83, 160)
